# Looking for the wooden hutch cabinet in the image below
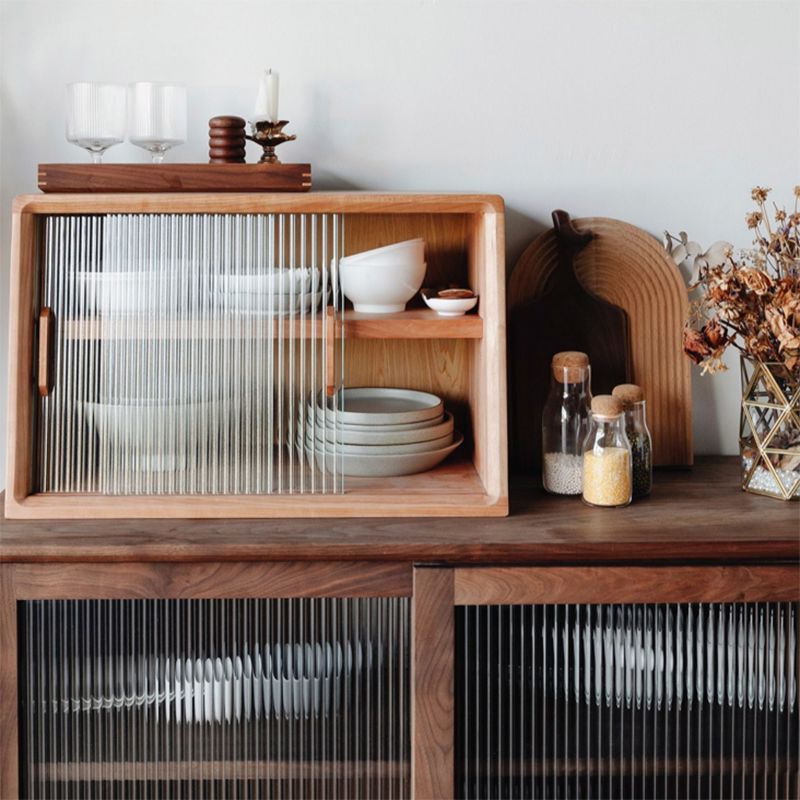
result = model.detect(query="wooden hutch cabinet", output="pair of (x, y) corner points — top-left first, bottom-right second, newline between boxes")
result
(1, 459), (798, 799)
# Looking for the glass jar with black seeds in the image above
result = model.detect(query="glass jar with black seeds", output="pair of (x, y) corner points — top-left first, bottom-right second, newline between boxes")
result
(627, 427), (652, 497)
(612, 384), (653, 499)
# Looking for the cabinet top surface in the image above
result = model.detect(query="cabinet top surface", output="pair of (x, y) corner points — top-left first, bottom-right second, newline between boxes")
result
(1, 458), (797, 565)
(13, 191), (505, 215)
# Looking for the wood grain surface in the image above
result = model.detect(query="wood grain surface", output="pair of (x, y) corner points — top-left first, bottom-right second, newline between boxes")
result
(5, 210), (36, 513)
(0, 566), (18, 798)
(1, 459), (796, 565)
(11, 561), (412, 600)
(412, 568), (454, 800)
(14, 192), (504, 216)
(509, 212), (631, 474)
(37, 307), (54, 396)
(37, 163), (311, 192)
(509, 216), (692, 468)
(454, 565), (800, 605)
(62, 309), (481, 341)
(5, 458), (506, 519)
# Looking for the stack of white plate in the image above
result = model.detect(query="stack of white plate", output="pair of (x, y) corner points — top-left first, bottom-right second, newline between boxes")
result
(76, 267), (327, 316)
(49, 640), (374, 723)
(299, 387), (463, 477)
(210, 268), (325, 315)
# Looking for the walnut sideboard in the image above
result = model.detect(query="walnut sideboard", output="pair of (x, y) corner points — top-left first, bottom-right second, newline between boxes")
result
(1, 457), (798, 799)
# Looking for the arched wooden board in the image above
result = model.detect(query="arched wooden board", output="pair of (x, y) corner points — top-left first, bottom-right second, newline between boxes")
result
(509, 217), (692, 469)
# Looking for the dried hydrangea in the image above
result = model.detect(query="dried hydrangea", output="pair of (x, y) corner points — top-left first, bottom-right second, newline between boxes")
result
(666, 187), (800, 375)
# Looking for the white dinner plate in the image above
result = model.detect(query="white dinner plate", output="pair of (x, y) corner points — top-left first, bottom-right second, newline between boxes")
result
(305, 429), (453, 455)
(303, 402), (444, 432)
(315, 387), (443, 426)
(303, 431), (463, 477)
(308, 411), (455, 446)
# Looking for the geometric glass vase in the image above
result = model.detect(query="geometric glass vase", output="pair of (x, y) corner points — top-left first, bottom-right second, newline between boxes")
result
(739, 357), (800, 500)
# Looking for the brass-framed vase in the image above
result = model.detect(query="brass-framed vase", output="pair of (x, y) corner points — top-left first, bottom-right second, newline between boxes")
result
(739, 357), (800, 500)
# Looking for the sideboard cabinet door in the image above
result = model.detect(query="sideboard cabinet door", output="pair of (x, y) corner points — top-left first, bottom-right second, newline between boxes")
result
(2, 561), (412, 799)
(413, 565), (800, 800)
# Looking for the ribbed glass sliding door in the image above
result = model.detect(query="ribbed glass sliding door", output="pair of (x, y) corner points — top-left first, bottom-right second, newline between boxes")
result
(19, 597), (409, 799)
(456, 603), (799, 800)
(36, 212), (344, 497)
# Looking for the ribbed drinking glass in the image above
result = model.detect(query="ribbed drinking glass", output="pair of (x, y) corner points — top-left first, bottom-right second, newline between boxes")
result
(129, 82), (187, 163)
(65, 82), (127, 163)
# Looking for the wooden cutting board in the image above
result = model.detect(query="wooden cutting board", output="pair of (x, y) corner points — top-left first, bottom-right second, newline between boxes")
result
(509, 214), (692, 470)
(509, 211), (631, 474)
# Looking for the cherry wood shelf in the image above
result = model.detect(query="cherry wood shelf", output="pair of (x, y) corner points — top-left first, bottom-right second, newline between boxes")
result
(5, 457), (503, 521)
(1, 458), (797, 565)
(62, 308), (483, 341)
(342, 308), (482, 339)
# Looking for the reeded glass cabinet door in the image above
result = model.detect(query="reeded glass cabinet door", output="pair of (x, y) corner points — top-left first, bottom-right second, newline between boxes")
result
(35, 212), (345, 497)
(18, 597), (409, 799)
(455, 602), (799, 800)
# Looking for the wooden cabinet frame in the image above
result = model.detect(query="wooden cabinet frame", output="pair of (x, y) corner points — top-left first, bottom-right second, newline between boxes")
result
(6, 193), (507, 519)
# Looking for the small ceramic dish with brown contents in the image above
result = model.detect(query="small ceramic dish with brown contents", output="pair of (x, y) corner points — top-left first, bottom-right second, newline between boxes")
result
(421, 287), (478, 317)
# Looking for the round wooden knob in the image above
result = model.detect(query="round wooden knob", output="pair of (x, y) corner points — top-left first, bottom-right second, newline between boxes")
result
(208, 115), (246, 130)
(209, 134), (245, 146)
(209, 146), (246, 159)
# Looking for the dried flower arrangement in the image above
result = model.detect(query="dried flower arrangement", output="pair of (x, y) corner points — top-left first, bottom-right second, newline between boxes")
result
(665, 187), (800, 498)
(665, 187), (800, 375)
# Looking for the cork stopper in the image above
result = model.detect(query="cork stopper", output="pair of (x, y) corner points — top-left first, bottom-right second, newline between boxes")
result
(612, 383), (644, 407)
(591, 394), (623, 419)
(551, 351), (590, 383)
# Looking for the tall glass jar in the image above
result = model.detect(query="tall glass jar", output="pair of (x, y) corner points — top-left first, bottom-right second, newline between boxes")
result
(612, 383), (653, 498)
(582, 395), (632, 508)
(542, 351), (592, 495)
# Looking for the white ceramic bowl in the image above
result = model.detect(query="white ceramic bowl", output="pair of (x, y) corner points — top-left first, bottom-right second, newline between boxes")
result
(82, 399), (233, 471)
(339, 257), (426, 314)
(422, 292), (478, 317)
(342, 238), (424, 266)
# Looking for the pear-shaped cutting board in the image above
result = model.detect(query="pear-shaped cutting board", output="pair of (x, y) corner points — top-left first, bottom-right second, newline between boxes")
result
(509, 211), (692, 472)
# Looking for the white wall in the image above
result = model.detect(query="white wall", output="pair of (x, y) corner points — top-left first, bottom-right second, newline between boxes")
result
(1, 0), (798, 482)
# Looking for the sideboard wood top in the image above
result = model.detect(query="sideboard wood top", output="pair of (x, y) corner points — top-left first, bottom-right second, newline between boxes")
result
(1, 458), (797, 565)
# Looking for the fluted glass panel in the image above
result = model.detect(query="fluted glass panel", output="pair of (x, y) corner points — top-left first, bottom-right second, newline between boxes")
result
(19, 598), (409, 799)
(36, 212), (344, 496)
(456, 603), (799, 800)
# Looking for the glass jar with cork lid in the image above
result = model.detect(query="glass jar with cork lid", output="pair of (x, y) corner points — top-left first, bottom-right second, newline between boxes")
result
(542, 351), (592, 495)
(612, 383), (653, 498)
(582, 395), (632, 508)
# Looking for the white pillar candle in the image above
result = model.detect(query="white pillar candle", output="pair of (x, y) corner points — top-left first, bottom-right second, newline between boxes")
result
(253, 69), (279, 123)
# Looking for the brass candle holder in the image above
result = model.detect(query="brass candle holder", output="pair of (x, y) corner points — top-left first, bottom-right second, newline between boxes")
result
(246, 120), (296, 165)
